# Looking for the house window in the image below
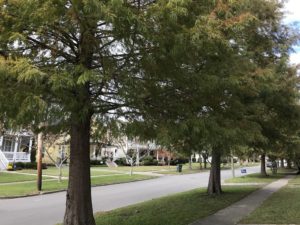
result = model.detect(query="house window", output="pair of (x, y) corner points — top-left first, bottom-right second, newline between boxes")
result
(20, 137), (30, 153)
(3, 137), (13, 152)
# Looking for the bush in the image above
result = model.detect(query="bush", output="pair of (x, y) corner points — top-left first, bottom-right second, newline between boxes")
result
(142, 156), (158, 166)
(221, 158), (228, 164)
(7, 163), (14, 171)
(90, 160), (102, 166)
(15, 162), (25, 169)
(170, 157), (189, 165)
(12, 162), (47, 170)
(30, 149), (36, 163)
(114, 158), (128, 166)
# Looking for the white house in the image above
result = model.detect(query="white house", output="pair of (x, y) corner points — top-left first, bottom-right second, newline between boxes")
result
(90, 136), (157, 164)
(0, 130), (34, 170)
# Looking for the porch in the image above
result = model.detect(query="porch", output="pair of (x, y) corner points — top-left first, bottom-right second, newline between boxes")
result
(0, 133), (34, 170)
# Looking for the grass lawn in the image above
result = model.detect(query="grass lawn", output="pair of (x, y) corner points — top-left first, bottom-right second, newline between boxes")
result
(21, 167), (69, 176)
(240, 175), (300, 224)
(225, 172), (285, 184)
(93, 186), (258, 225)
(101, 163), (210, 174)
(105, 165), (176, 172)
(20, 164), (203, 176)
(155, 163), (260, 175)
(18, 163), (260, 177)
(0, 172), (38, 183)
(22, 167), (124, 177)
(0, 174), (153, 197)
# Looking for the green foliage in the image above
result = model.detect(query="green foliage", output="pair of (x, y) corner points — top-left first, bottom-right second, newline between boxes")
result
(0, 0), (299, 222)
(114, 158), (128, 166)
(142, 156), (158, 166)
(14, 162), (47, 170)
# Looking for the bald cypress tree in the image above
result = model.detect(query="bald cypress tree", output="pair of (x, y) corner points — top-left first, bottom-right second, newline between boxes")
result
(0, 1), (158, 224)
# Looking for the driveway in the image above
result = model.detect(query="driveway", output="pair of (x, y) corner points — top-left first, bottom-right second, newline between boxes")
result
(0, 166), (259, 225)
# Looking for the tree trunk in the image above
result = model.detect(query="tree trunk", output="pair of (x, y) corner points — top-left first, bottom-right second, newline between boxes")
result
(280, 158), (284, 168)
(207, 147), (222, 195)
(58, 166), (62, 183)
(63, 115), (95, 225)
(130, 163), (133, 176)
(189, 158), (192, 170)
(203, 154), (208, 169)
(231, 155), (235, 178)
(260, 153), (267, 176)
(199, 157), (202, 170)
(37, 131), (43, 191)
(287, 159), (292, 169)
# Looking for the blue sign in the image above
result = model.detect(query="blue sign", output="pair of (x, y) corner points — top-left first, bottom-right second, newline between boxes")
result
(241, 168), (247, 174)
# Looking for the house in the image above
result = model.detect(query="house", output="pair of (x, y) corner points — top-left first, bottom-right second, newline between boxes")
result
(0, 130), (34, 170)
(90, 137), (158, 165)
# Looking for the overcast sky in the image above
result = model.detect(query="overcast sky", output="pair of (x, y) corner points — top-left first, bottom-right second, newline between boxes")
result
(283, 0), (300, 64)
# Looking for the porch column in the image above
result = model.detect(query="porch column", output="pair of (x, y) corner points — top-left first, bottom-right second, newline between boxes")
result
(28, 137), (33, 161)
(0, 136), (3, 151)
(93, 145), (96, 160)
(13, 136), (19, 162)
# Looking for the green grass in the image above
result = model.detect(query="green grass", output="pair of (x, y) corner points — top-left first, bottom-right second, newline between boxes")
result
(240, 175), (300, 224)
(21, 167), (123, 177)
(156, 163), (260, 175)
(93, 186), (258, 225)
(91, 174), (154, 186)
(106, 165), (176, 172)
(0, 172), (37, 183)
(225, 172), (285, 184)
(0, 174), (153, 197)
(19, 163), (260, 177)
(158, 168), (210, 175)
(21, 167), (69, 176)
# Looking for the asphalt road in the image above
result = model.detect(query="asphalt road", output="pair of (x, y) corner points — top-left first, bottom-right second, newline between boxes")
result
(0, 166), (260, 225)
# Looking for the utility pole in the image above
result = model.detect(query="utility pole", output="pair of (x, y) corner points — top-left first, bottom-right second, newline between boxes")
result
(37, 130), (43, 191)
(231, 150), (235, 178)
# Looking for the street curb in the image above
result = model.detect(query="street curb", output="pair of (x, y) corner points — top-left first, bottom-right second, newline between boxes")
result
(0, 176), (156, 199)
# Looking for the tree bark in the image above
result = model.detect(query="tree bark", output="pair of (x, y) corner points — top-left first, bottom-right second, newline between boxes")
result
(63, 115), (95, 225)
(37, 131), (43, 191)
(199, 156), (202, 170)
(260, 153), (267, 176)
(280, 158), (284, 168)
(207, 147), (222, 195)
(189, 158), (192, 170)
(287, 159), (292, 169)
(203, 153), (208, 169)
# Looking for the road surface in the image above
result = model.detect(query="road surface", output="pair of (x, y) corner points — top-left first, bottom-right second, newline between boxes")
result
(0, 166), (259, 225)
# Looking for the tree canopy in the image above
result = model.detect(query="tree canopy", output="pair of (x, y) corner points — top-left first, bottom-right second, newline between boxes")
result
(0, 0), (299, 224)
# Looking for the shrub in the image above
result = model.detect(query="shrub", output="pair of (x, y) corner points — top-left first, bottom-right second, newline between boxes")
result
(30, 149), (37, 163)
(90, 160), (101, 165)
(171, 157), (189, 165)
(15, 162), (25, 169)
(114, 158), (128, 166)
(9, 162), (47, 170)
(221, 158), (228, 164)
(142, 156), (158, 166)
(7, 163), (14, 171)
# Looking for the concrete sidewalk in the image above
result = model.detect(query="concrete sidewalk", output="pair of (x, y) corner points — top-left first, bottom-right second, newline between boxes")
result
(190, 175), (293, 225)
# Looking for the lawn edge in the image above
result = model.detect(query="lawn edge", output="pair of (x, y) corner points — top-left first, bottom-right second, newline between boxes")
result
(0, 175), (156, 199)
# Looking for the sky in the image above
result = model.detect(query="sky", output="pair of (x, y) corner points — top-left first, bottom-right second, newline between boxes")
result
(283, 0), (300, 64)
